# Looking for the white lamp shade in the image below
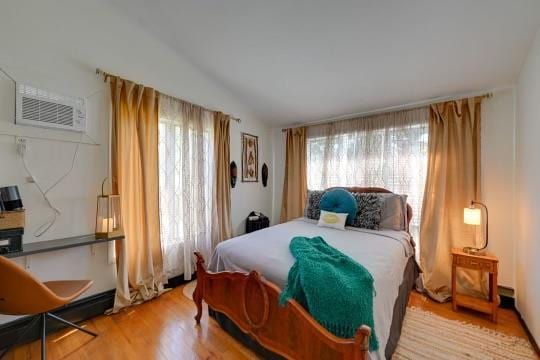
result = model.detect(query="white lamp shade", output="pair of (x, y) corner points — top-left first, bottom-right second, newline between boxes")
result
(464, 207), (482, 225)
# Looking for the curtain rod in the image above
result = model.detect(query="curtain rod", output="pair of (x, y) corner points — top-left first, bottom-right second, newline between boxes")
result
(281, 91), (493, 132)
(96, 68), (241, 123)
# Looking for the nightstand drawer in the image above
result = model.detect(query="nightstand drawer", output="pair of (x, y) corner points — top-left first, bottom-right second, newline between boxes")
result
(456, 256), (494, 272)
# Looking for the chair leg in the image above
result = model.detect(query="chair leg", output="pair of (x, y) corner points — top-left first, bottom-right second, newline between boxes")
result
(0, 313), (97, 360)
(41, 313), (46, 360)
(46, 313), (98, 337)
(0, 315), (41, 360)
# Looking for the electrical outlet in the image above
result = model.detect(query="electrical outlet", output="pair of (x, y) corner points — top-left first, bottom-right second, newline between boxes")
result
(15, 136), (28, 156)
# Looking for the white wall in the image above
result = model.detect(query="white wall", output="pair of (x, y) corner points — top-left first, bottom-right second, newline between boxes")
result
(0, 0), (271, 325)
(0, 49), (114, 326)
(230, 120), (273, 236)
(271, 89), (518, 288)
(515, 26), (540, 343)
(481, 88), (516, 288)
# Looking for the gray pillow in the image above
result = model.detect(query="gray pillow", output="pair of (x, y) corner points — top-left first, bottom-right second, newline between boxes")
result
(377, 193), (408, 231)
(351, 193), (382, 230)
(304, 190), (326, 220)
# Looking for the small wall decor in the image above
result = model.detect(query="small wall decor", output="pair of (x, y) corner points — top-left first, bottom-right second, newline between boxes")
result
(241, 133), (258, 182)
(230, 161), (238, 188)
(262, 163), (268, 187)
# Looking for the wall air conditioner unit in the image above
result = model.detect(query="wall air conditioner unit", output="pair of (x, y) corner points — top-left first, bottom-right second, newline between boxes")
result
(15, 83), (86, 132)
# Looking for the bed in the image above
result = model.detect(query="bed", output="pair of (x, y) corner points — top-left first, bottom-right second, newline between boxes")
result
(192, 187), (419, 360)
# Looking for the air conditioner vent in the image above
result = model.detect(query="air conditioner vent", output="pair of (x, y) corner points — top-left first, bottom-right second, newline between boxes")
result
(16, 84), (86, 132)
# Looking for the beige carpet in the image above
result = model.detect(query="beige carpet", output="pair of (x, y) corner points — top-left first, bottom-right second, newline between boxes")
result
(181, 285), (536, 359)
(394, 307), (537, 360)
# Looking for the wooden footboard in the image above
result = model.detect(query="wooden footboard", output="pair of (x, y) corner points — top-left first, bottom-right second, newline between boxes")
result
(192, 252), (371, 360)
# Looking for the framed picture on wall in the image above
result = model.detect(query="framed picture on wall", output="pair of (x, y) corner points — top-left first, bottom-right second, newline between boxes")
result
(241, 132), (258, 182)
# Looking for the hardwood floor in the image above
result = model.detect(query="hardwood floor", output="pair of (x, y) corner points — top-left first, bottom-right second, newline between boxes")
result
(4, 285), (531, 360)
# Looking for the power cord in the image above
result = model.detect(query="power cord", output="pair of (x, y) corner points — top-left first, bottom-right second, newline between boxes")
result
(19, 134), (83, 237)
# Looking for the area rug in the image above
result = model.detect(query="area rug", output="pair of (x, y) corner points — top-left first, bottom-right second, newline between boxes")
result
(182, 280), (197, 301)
(393, 307), (537, 360)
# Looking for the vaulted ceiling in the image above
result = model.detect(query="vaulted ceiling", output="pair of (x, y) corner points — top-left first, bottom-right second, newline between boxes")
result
(110, 0), (540, 126)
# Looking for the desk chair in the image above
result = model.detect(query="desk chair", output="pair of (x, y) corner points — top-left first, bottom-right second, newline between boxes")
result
(0, 256), (97, 359)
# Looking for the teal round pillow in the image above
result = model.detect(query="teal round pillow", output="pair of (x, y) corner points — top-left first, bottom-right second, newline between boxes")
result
(319, 188), (358, 225)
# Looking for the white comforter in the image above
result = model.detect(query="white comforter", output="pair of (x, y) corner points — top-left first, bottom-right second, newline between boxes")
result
(208, 218), (413, 360)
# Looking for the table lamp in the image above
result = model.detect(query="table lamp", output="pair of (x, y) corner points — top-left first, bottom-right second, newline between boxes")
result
(463, 200), (488, 254)
(95, 179), (122, 239)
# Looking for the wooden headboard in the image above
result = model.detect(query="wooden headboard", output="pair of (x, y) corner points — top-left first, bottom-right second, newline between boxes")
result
(326, 186), (413, 232)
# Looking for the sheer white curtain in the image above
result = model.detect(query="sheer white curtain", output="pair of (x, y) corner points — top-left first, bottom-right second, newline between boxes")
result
(306, 108), (429, 240)
(158, 95), (214, 280)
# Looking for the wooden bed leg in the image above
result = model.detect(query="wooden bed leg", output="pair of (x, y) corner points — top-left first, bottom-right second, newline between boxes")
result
(193, 252), (205, 325)
(193, 283), (203, 324)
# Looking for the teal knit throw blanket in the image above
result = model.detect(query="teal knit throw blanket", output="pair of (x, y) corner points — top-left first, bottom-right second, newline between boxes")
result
(279, 236), (379, 352)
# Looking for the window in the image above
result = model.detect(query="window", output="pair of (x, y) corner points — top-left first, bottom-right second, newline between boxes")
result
(306, 109), (428, 241)
(158, 96), (214, 280)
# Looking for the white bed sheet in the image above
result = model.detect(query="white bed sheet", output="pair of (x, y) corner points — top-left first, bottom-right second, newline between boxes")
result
(208, 218), (413, 360)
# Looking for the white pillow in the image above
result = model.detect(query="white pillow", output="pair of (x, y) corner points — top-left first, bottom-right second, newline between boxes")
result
(317, 210), (348, 230)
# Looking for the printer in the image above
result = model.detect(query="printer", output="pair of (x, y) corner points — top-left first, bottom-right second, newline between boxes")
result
(0, 185), (24, 254)
(0, 228), (23, 255)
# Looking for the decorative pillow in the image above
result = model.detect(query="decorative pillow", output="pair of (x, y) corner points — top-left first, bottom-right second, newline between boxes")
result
(305, 190), (326, 220)
(351, 193), (382, 230)
(377, 193), (408, 231)
(317, 210), (348, 231)
(319, 189), (358, 225)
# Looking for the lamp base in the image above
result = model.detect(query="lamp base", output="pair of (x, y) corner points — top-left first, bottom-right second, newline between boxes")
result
(462, 246), (486, 256)
(95, 229), (124, 239)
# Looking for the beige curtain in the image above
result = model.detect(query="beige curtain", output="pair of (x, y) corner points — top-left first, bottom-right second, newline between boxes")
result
(212, 112), (232, 246)
(420, 97), (486, 302)
(280, 127), (308, 222)
(110, 76), (166, 311)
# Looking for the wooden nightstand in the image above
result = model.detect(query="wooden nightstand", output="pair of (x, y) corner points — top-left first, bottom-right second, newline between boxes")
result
(451, 248), (499, 322)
